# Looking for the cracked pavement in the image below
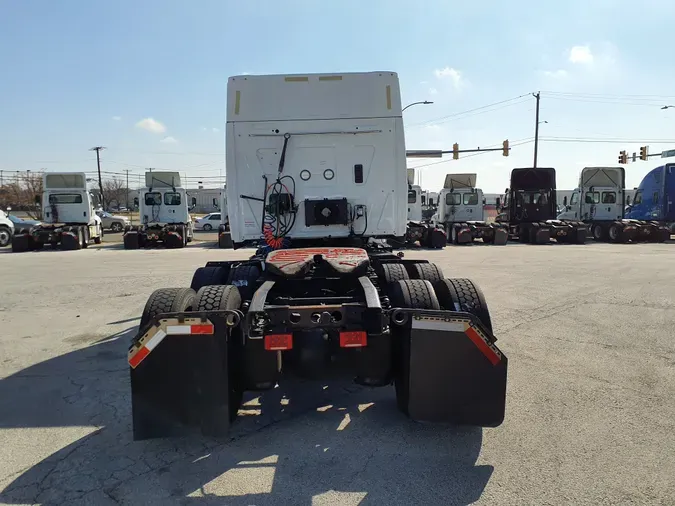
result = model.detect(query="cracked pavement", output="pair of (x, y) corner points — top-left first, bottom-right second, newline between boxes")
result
(0, 242), (674, 505)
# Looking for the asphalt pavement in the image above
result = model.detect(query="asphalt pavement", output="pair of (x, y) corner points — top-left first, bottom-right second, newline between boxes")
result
(0, 241), (674, 505)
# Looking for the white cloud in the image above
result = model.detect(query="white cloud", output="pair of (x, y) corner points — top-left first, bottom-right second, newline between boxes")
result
(428, 87), (438, 95)
(112, 116), (121, 121)
(420, 80), (429, 85)
(543, 69), (568, 79)
(212, 127), (220, 133)
(569, 45), (594, 64)
(135, 117), (166, 134)
(434, 67), (463, 89)
(160, 136), (177, 144)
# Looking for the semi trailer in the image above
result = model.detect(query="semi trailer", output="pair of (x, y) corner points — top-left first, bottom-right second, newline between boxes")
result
(432, 173), (508, 245)
(123, 172), (195, 249)
(557, 166), (670, 243)
(129, 71), (508, 440)
(11, 172), (103, 252)
(495, 167), (587, 244)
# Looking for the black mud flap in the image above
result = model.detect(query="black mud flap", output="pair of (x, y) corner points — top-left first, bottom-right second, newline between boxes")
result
(393, 309), (507, 427)
(129, 311), (242, 440)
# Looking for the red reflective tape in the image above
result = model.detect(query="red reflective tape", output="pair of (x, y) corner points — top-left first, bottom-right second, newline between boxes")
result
(339, 331), (367, 348)
(465, 327), (500, 366)
(191, 324), (214, 334)
(265, 334), (293, 351)
(129, 346), (150, 368)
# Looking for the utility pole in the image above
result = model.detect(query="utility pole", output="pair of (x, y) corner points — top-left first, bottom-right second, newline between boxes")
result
(89, 146), (106, 210)
(533, 92), (541, 168)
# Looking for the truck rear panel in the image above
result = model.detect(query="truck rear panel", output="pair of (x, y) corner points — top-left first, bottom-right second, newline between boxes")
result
(225, 72), (408, 244)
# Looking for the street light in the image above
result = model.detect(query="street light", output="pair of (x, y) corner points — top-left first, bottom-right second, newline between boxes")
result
(539, 120), (549, 125)
(662, 105), (674, 110)
(402, 100), (434, 112)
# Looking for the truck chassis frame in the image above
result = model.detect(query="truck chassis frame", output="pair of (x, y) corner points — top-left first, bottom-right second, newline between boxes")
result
(128, 246), (508, 440)
(11, 223), (101, 252)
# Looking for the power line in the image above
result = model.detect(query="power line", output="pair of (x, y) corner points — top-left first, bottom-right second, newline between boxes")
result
(407, 93), (533, 128)
(540, 136), (675, 144)
(542, 91), (675, 100)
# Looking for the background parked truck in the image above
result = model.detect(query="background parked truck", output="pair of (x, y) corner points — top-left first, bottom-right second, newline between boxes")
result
(625, 162), (675, 237)
(495, 167), (587, 244)
(557, 166), (669, 243)
(403, 171), (445, 248)
(123, 171), (194, 249)
(432, 173), (508, 245)
(11, 172), (103, 252)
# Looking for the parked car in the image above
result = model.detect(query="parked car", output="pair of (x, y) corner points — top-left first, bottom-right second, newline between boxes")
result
(194, 212), (221, 231)
(7, 214), (41, 232)
(0, 209), (14, 247)
(95, 210), (129, 232)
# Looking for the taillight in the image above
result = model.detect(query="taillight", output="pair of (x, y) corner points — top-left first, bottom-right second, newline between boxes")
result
(339, 331), (367, 348)
(264, 333), (293, 351)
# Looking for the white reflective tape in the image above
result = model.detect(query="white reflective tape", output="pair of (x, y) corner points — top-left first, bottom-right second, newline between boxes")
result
(411, 319), (466, 332)
(166, 325), (192, 335)
(145, 329), (166, 351)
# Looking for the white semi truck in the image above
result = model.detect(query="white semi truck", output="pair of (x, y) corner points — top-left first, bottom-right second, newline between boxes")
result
(11, 172), (103, 252)
(432, 174), (508, 245)
(404, 170), (446, 248)
(123, 171), (195, 249)
(128, 71), (508, 440)
(557, 166), (669, 242)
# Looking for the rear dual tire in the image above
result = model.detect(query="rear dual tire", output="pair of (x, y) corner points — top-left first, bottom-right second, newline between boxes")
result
(388, 277), (493, 416)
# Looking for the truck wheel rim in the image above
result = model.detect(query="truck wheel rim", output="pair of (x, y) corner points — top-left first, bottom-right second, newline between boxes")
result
(0, 230), (9, 245)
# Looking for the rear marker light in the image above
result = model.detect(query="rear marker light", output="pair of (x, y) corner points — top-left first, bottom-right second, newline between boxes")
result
(265, 334), (293, 351)
(340, 331), (367, 348)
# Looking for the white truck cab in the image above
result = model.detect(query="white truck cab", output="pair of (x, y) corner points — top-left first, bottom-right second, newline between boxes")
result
(407, 184), (423, 222)
(12, 172), (103, 252)
(124, 172), (194, 249)
(225, 71), (408, 248)
(557, 167), (625, 222)
(433, 173), (507, 245)
(434, 174), (484, 225)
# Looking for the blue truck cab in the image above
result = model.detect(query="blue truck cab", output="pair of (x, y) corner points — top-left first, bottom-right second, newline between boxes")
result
(626, 163), (675, 231)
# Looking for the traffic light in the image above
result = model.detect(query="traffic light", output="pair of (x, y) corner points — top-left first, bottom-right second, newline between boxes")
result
(452, 143), (459, 160)
(639, 145), (649, 161)
(618, 150), (627, 164)
(503, 139), (509, 157)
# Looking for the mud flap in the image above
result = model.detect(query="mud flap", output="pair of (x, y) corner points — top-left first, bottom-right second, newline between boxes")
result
(129, 312), (242, 440)
(394, 309), (507, 427)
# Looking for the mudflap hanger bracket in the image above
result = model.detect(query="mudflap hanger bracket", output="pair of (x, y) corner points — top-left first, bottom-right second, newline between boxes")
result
(129, 310), (243, 440)
(390, 308), (508, 427)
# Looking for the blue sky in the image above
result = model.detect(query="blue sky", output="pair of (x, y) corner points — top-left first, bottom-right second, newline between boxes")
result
(2, 0), (675, 192)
